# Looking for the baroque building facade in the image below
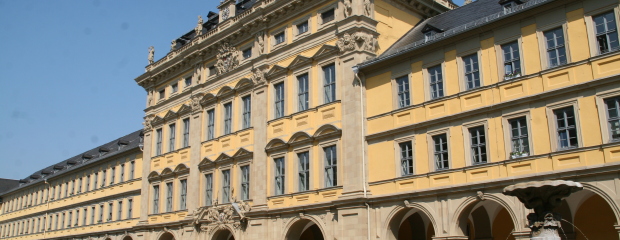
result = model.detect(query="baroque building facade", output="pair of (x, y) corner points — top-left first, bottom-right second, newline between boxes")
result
(2, 0), (620, 239)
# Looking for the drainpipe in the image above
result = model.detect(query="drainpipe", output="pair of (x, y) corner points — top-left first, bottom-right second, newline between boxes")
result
(353, 65), (371, 240)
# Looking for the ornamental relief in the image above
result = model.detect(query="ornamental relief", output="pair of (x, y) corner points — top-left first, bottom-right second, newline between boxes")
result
(192, 200), (251, 234)
(215, 42), (240, 75)
(337, 32), (377, 53)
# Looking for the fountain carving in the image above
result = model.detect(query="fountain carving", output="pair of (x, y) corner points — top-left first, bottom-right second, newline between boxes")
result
(503, 180), (583, 240)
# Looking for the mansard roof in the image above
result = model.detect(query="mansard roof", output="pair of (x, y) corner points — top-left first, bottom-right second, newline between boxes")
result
(0, 129), (143, 196)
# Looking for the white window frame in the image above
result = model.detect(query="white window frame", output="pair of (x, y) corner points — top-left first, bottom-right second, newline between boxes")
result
(502, 110), (534, 160)
(318, 139), (340, 188)
(425, 63), (445, 100)
(495, 36), (525, 81)
(537, 23), (571, 70)
(394, 136), (415, 176)
(427, 128), (451, 171)
(596, 89), (620, 143)
(585, 6), (620, 57)
(457, 50), (483, 91)
(462, 120), (490, 166)
(546, 100), (583, 151)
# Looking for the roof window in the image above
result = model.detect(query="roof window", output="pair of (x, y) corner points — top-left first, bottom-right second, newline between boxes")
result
(422, 24), (443, 42)
(498, 0), (524, 14)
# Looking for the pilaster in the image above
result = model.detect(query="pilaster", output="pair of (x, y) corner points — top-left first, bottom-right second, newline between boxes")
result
(185, 102), (204, 217)
(250, 81), (268, 210)
(138, 127), (153, 225)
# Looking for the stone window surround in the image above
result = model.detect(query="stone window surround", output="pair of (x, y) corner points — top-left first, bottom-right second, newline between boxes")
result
(494, 35), (525, 80)
(177, 176), (188, 210)
(270, 151), (287, 196)
(501, 110), (535, 160)
(238, 89), (253, 130)
(318, 138), (340, 188)
(293, 65), (313, 113)
(239, 41), (254, 63)
(150, 181), (161, 215)
(219, 165), (233, 204)
(545, 98), (583, 152)
(221, 99), (234, 136)
(271, 76), (287, 120)
(584, 5), (620, 57)
(237, 157), (252, 201)
(423, 60), (446, 101)
(595, 88), (620, 144)
(456, 49), (484, 92)
(535, 21), (571, 70)
(204, 107), (217, 141)
(426, 128), (452, 172)
(461, 119), (490, 167)
(317, 3), (338, 28)
(169, 80), (180, 97)
(391, 66), (412, 109)
(201, 171), (214, 206)
(292, 14), (312, 40)
(182, 73), (193, 92)
(292, 145), (313, 193)
(271, 26), (288, 51)
(318, 59), (339, 104)
(393, 135), (415, 177)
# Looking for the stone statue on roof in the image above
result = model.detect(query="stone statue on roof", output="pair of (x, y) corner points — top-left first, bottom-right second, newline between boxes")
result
(195, 15), (204, 36)
(148, 46), (155, 64)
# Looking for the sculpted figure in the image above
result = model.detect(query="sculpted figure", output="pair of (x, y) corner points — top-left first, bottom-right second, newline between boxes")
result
(364, 0), (372, 16)
(255, 31), (265, 55)
(195, 15), (204, 36)
(251, 68), (266, 85)
(337, 33), (356, 52)
(170, 40), (177, 51)
(343, 0), (353, 17)
(148, 46), (155, 64)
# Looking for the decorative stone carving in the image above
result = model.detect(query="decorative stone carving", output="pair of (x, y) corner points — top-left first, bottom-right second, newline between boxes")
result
(191, 94), (203, 112)
(222, 8), (230, 21)
(337, 32), (377, 53)
(364, 0), (372, 16)
(476, 191), (485, 201)
(255, 31), (265, 55)
(192, 199), (251, 233)
(143, 115), (154, 131)
(170, 39), (177, 51)
(251, 68), (266, 85)
(195, 15), (204, 36)
(147, 88), (153, 107)
(343, 0), (353, 18)
(503, 180), (583, 239)
(215, 42), (240, 75)
(337, 33), (356, 52)
(148, 46), (155, 64)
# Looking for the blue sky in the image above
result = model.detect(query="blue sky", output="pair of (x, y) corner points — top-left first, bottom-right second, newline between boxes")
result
(0, 0), (465, 180)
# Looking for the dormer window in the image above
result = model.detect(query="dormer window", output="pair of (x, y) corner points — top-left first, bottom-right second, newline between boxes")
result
(99, 147), (110, 157)
(422, 24), (443, 42)
(117, 139), (129, 150)
(82, 153), (95, 162)
(499, 0), (523, 14)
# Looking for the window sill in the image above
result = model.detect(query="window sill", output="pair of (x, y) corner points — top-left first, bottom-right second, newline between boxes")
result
(268, 100), (341, 124)
(267, 185), (343, 199)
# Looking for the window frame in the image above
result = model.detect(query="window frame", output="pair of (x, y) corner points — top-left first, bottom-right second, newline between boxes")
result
(273, 81), (286, 119)
(319, 6), (336, 27)
(182, 118), (190, 148)
(585, 8), (620, 57)
(297, 73), (310, 112)
(426, 64), (445, 100)
(155, 128), (163, 156)
(462, 121), (490, 166)
(203, 173), (213, 206)
(240, 165), (250, 200)
(427, 129), (451, 171)
(241, 95), (252, 129)
(318, 139), (340, 188)
(221, 169), (231, 204)
(293, 14), (311, 40)
(537, 23), (571, 70)
(322, 63), (337, 104)
(223, 101), (233, 135)
(502, 111), (534, 160)
(394, 136), (415, 177)
(165, 181), (173, 212)
(395, 75), (411, 108)
(500, 40), (523, 80)
(458, 51), (483, 91)
(546, 100), (582, 151)
(272, 154), (286, 196)
(179, 178), (187, 210)
(206, 108), (216, 140)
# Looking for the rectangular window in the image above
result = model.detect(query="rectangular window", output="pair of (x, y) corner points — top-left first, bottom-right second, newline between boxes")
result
(297, 73), (309, 111)
(433, 134), (449, 170)
(297, 21), (309, 35)
(64, 183), (68, 197)
(56, 214), (60, 229)
(110, 167), (115, 185)
(156, 128), (163, 155)
(99, 205), (103, 222)
(242, 95), (252, 129)
(400, 142), (413, 176)
(77, 178), (82, 193)
(171, 83), (178, 93)
(207, 109), (215, 140)
(298, 152), (310, 191)
(169, 123), (176, 152)
(127, 199), (133, 219)
(166, 182), (173, 212)
(120, 164), (125, 182)
(180, 179), (187, 210)
(82, 208), (87, 225)
(205, 174), (213, 206)
(469, 126), (487, 165)
(94, 173), (98, 190)
(274, 82), (285, 118)
(324, 146), (338, 187)
(91, 207), (95, 225)
(108, 203), (113, 221)
(183, 118), (190, 148)
(323, 64), (336, 103)
(209, 66), (216, 76)
(396, 76), (410, 108)
(241, 166), (250, 200)
(102, 170), (106, 187)
(68, 212), (72, 227)
(117, 201), (122, 221)
(274, 157), (285, 195)
(594, 11), (619, 54)
(185, 76), (192, 87)
(222, 170), (231, 203)
(61, 213), (65, 229)
(509, 117), (530, 157)
(429, 65), (444, 99)
(224, 102), (233, 135)
(554, 107), (578, 149)
(152, 185), (160, 214)
(605, 97), (620, 141)
(159, 89), (165, 100)
(275, 32), (285, 45)
(544, 28), (567, 68)
(129, 161), (135, 180)
(463, 54), (481, 89)
(242, 47), (252, 59)
(322, 8), (335, 23)
(502, 41), (521, 79)
(71, 180), (75, 195)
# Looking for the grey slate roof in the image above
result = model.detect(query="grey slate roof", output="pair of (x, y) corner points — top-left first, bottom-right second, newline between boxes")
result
(0, 130), (143, 196)
(361, 0), (555, 68)
(0, 179), (19, 195)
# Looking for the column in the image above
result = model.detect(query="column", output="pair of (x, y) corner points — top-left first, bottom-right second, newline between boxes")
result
(250, 82), (268, 209)
(138, 124), (153, 225)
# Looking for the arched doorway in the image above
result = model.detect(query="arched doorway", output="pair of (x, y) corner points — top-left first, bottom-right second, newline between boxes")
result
(285, 218), (325, 240)
(564, 190), (619, 240)
(158, 232), (175, 240)
(387, 207), (436, 240)
(212, 229), (235, 240)
(122, 236), (133, 240)
(456, 199), (516, 240)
